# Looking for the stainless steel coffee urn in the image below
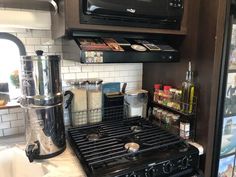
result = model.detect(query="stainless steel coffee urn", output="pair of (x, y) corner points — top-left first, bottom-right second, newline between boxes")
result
(19, 50), (66, 162)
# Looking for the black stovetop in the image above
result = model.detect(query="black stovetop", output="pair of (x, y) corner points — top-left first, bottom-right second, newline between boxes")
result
(67, 117), (199, 177)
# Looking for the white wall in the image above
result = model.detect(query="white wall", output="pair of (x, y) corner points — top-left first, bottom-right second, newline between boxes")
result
(0, 29), (143, 137)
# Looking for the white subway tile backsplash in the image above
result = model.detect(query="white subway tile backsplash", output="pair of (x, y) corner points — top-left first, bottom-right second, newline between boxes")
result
(88, 72), (99, 78)
(93, 65), (104, 72)
(0, 109), (8, 115)
(48, 46), (62, 53)
(62, 60), (76, 67)
(120, 71), (129, 77)
(34, 45), (49, 52)
(41, 38), (54, 45)
(114, 72), (120, 77)
(124, 76), (141, 82)
(2, 114), (17, 122)
(25, 45), (35, 53)
(103, 77), (115, 83)
(103, 65), (115, 71)
(99, 72), (110, 78)
(26, 38), (41, 45)
(17, 32), (32, 38)
(115, 77), (126, 82)
(18, 37), (26, 44)
(128, 70), (141, 76)
(9, 108), (23, 113)
(69, 66), (81, 73)
(76, 72), (88, 79)
(3, 128), (19, 136)
(11, 119), (25, 128)
(17, 112), (25, 120)
(55, 39), (62, 45)
(0, 130), (3, 137)
(0, 122), (10, 129)
(32, 30), (51, 38)
(63, 73), (76, 80)
(61, 67), (69, 74)
(81, 65), (94, 72)
(108, 72), (115, 77)
(18, 126), (25, 134)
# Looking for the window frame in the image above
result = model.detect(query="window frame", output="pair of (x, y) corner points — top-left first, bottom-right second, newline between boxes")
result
(0, 33), (26, 108)
(0, 33), (26, 55)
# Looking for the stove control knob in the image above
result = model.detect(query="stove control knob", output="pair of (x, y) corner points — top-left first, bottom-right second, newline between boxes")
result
(163, 161), (173, 174)
(148, 166), (157, 177)
(128, 172), (137, 177)
(181, 156), (189, 169)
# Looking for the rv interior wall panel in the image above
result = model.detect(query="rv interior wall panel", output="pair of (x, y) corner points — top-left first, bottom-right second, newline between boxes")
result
(0, 9), (51, 30)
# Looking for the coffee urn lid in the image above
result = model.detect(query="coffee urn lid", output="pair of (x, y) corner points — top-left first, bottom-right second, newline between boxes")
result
(21, 50), (60, 61)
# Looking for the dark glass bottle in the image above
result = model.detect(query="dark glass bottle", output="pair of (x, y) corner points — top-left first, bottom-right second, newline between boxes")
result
(181, 62), (195, 114)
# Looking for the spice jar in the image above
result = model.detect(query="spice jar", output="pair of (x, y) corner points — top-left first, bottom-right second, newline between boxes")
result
(87, 79), (103, 123)
(66, 79), (88, 126)
(154, 84), (161, 102)
(171, 114), (180, 127)
(161, 111), (168, 123)
(163, 86), (172, 106)
(166, 113), (172, 125)
(175, 90), (182, 110)
(156, 109), (162, 121)
(180, 121), (190, 139)
(153, 107), (158, 118)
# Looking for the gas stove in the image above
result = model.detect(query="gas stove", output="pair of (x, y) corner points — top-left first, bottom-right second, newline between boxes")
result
(67, 117), (200, 177)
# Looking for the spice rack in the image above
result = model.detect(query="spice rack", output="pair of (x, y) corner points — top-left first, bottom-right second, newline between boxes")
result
(152, 97), (197, 141)
(73, 36), (180, 64)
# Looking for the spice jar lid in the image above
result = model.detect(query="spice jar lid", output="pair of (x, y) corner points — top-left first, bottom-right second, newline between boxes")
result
(66, 79), (88, 86)
(154, 84), (161, 89)
(163, 86), (172, 91)
(87, 78), (103, 85)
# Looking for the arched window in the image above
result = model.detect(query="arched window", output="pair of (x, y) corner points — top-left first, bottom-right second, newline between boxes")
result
(0, 33), (26, 103)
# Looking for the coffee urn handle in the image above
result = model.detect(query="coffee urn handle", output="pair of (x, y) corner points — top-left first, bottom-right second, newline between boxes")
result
(64, 91), (74, 109)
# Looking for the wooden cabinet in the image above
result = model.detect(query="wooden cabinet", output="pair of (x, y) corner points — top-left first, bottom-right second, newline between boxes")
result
(0, 0), (54, 11)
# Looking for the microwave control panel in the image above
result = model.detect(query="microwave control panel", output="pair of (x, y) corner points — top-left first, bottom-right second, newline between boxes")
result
(169, 0), (183, 8)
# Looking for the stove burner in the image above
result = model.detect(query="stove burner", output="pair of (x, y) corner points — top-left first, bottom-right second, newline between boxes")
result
(87, 133), (100, 141)
(130, 126), (142, 133)
(125, 142), (140, 153)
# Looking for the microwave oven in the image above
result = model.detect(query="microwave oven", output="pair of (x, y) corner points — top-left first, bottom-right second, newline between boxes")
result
(79, 0), (184, 30)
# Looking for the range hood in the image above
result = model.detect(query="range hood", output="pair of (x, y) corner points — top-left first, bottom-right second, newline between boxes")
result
(62, 31), (182, 63)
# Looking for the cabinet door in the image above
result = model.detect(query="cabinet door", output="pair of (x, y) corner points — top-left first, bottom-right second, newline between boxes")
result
(0, 0), (52, 11)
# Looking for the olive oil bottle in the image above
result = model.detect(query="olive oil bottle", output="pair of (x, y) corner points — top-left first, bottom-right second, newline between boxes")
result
(181, 61), (195, 114)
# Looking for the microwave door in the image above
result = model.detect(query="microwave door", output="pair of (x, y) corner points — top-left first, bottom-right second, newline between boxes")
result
(85, 0), (168, 18)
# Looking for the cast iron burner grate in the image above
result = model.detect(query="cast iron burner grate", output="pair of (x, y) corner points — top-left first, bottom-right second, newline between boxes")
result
(67, 117), (190, 176)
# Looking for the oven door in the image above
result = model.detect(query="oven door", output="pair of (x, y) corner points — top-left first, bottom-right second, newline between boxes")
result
(168, 169), (204, 177)
(84, 0), (180, 19)
(178, 169), (204, 177)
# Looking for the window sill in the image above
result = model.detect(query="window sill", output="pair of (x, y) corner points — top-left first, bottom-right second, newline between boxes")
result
(0, 102), (20, 110)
